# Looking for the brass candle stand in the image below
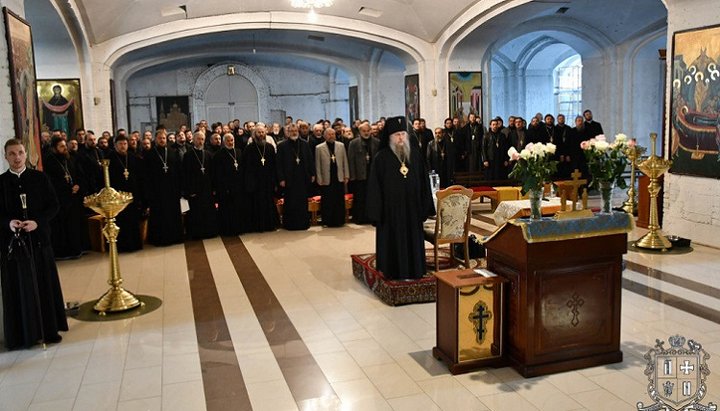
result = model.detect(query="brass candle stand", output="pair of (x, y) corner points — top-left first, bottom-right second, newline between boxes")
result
(84, 159), (142, 315)
(634, 133), (672, 251)
(621, 142), (646, 215)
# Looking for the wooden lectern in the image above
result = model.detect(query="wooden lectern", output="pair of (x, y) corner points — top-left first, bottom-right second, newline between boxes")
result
(433, 269), (507, 374)
(484, 214), (632, 377)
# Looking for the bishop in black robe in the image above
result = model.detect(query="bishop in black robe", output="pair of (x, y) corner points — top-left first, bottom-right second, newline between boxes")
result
(367, 116), (435, 280)
(44, 138), (88, 259)
(1, 139), (68, 349)
(143, 135), (184, 246)
(241, 127), (279, 232)
(108, 136), (144, 252)
(212, 135), (245, 236)
(182, 135), (218, 240)
(276, 125), (314, 230)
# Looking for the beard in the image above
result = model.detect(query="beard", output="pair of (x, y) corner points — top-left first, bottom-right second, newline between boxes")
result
(289, 134), (299, 141)
(391, 138), (411, 162)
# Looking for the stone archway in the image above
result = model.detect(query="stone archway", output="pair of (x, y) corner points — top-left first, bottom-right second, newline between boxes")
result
(192, 63), (271, 122)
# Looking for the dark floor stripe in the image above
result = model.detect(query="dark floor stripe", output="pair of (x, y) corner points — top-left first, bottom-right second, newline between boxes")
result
(622, 277), (720, 324)
(185, 240), (252, 411)
(625, 260), (720, 300)
(222, 236), (339, 405)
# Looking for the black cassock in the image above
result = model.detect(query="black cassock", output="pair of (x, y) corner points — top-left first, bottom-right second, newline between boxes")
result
(108, 150), (144, 252)
(0, 169), (68, 350)
(367, 147), (435, 280)
(276, 139), (314, 230)
(212, 147), (244, 236)
(320, 142), (345, 228)
(182, 147), (218, 239)
(427, 139), (455, 188)
(241, 142), (278, 232)
(44, 152), (89, 259)
(144, 146), (184, 246)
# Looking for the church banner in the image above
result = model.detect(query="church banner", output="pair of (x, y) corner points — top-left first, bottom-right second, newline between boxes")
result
(449, 72), (482, 124)
(670, 23), (720, 179)
(3, 7), (43, 170)
(156, 96), (191, 133)
(404, 74), (420, 123)
(37, 79), (84, 139)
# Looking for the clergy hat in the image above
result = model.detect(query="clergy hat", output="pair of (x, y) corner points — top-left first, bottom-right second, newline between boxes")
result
(380, 116), (408, 148)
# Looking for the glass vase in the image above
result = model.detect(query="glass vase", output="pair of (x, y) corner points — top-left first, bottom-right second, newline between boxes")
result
(528, 187), (543, 220)
(599, 180), (614, 214)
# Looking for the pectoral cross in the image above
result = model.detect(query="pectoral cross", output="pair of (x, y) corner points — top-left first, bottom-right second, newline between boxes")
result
(123, 168), (130, 180)
(64, 174), (71, 184)
(296, 157), (301, 165)
(331, 154), (336, 163)
(261, 158), (266, 166)
(163, 164), (169, 173)
(233, 161), (239, 171)
(365, 154), (370, 163)
(200, 166), (205, 174)
(441, 151), (445, 160)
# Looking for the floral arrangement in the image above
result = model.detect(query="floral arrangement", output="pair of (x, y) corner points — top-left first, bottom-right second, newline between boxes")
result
(581, 134), (629, 189)
(507, 142), (558, 195)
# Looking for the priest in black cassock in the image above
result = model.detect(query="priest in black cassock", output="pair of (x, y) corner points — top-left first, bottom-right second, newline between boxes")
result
(241, 124), (279, 232)
(1, 139), (68, 349)
(315, 128), (349, 227)
(347, 122), (379, 224)
(367, 116), (435, 280)
(427, 127), (456, 188)
(108, 135), (144, 252)
(44, 137), (88, 259)
(76, 131), (104, 193)
(144, 132), (184, 246)
(182, 132), (218, 239)
(212, 134), (245, 236)
(276, 123), (314, 230)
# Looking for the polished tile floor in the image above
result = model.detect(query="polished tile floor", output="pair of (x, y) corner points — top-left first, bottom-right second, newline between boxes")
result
(1, 207), (720, 411)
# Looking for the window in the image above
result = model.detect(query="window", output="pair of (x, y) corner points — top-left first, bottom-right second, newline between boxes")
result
(554, 55), (582, 119)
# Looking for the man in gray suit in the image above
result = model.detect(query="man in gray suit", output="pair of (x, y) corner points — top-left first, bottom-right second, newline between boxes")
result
(315, 128), (349, 227)
(347, 122), (379, 224)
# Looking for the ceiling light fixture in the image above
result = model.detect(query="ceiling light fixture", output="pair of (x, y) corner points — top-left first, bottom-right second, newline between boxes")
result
(290, 0), (334, 9)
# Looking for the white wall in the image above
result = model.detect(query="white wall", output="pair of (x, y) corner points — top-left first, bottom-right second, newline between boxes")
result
(125, 62), (352, 131)
(523, 69), (553, 120)
(25, 0), (80, 79)
(374, 52), (405, 118)
(663, 0), (720, 248)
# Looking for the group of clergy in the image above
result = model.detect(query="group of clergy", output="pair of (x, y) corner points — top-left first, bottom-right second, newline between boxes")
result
(37, 119), (391, 258)
(37, 109), (606, 259)
(409, 109), (605, 187)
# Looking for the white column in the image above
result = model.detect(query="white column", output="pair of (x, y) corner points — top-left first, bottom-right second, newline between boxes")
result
(89, 60), (114, 134)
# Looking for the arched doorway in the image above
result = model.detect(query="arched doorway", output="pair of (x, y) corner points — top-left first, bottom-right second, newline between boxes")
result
(204, 75), (259, 123)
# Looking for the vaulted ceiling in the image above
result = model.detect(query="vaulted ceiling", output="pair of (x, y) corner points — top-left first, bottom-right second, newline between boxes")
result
(71, 0), (667, 47)
(27, 0), (668, 76)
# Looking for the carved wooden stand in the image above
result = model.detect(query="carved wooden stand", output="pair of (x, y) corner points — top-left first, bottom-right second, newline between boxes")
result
(484, 224), (626, 377)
